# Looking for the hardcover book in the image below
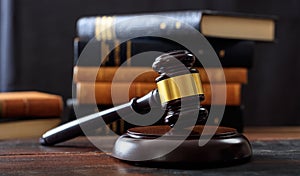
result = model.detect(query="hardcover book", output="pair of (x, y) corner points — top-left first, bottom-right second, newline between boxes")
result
(74, 37), (254, 67)
(73, 66), (248, 84)
(0, 91), (63, 118)
(77, 10), (276, 42)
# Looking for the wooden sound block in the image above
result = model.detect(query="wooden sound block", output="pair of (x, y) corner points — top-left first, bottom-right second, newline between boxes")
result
(112, 125), (252, 167)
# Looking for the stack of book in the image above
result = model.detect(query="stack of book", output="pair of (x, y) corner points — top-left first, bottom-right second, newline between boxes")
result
(71, 10), (276, 133)
(0, 91), (63, 139)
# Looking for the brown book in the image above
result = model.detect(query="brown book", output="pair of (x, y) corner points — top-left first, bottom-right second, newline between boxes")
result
(76, 82), (241, 106)
(0, 91), (63, 118)
(73, 66), (248, 84)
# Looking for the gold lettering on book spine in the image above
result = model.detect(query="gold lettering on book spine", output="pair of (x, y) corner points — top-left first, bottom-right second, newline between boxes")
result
(157, 73), (204, 104)
(160, 22), (167, 29)
(114, 40), (120, 66)
(95, 16), (117, 65)
(120, 119), (125, 134)
(106, 17), (113, 40)
(95, 17), (102, 41)
(95, 16), (116, 41)
(101, 16), (107, 41)
(126, 40), (132, 66)
(219, 50), (225, 58)
(175, 21), (181, 29)
(101, 41), (108, 65)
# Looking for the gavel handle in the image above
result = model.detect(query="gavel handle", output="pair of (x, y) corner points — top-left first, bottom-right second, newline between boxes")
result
(40, 90), (159, 146)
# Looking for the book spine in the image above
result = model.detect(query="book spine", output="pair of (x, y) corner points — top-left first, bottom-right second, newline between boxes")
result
(73, 66), (248, 84)
(75, 82), (241, 106)
(74, 38), (254, 68)
(76, 11), (203, 41)
(0, 98), (63, 118)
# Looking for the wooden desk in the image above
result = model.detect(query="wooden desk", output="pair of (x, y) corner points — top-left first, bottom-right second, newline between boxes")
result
(0, 127), (300, 176)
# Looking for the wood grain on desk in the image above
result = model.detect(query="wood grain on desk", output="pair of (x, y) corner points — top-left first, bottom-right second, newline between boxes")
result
(0, 127), (300, 176)
(0, 137), (130, 176)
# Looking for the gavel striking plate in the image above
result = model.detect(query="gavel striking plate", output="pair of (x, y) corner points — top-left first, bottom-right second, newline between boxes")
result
(112, 50), (252, 166)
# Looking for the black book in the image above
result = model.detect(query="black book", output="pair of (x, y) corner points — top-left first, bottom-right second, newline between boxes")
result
(204, 105), (244, 133)
(74, 37), (254, 68)
(77, 10), (276, 42)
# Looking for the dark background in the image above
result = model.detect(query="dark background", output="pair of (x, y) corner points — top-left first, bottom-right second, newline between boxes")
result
(0, 0), (299, 126)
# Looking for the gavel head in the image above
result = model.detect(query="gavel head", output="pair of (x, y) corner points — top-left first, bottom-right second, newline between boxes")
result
(152, 50), (208, 127)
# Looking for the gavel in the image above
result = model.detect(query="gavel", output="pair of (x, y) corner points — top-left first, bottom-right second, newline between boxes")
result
(40, 50), (208, 146)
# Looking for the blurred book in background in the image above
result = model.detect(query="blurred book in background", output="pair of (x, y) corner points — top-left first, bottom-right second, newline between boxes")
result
(0, 91), (63, 139)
